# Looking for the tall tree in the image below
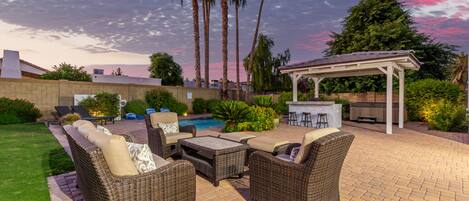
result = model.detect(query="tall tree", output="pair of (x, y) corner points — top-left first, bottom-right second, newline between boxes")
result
(324, 0), (456, 93)
(231, 0), (247, 99)
(221, 0), (229, 98)
(202, 0), (215, 88)
(246, 0), (265, 94)
(149, 52), (184, 86)
(450, 52), (469, 90)
(192, 0), (202, 88)
(40, 63), (91, 82)
(243, 34), (291, 92)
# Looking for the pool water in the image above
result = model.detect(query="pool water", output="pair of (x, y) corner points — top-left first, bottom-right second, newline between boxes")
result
(179, 118), (225, 131)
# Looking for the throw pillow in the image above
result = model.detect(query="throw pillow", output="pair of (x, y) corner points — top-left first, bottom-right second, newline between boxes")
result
(97, 125), (112, 136)
(157, 122), (179, 135)
(289, 147), (301, 161)
(127, 142), (157, 174)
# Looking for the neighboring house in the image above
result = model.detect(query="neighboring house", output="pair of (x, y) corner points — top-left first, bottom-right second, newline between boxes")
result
(92, 68), (162, 86)
(0, 50), (49, 79)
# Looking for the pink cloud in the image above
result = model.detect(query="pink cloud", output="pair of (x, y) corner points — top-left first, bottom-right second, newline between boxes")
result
(405, 0), (444, 6)
(182, 61), (247, 81)
(295, 31), (331, 52)
(415, 16), (469, 46)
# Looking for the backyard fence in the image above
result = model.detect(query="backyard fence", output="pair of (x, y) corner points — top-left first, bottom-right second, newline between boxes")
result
(0, 78), (220, 120)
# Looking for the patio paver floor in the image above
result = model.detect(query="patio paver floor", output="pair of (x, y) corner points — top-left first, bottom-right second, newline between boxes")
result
(48, 121), (469, 201)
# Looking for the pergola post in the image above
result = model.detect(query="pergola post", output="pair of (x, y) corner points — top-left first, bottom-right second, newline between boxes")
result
(312, 77), (324, 99)
(398, 70), (405, 128)
(292, 73), (300, 102)
(386, 65), (394, 134)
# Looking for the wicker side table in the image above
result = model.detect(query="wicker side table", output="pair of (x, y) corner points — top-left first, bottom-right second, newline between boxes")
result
(179, 136), (248, 186)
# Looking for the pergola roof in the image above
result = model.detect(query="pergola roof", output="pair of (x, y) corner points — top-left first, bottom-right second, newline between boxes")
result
(279, 50), (421, 78)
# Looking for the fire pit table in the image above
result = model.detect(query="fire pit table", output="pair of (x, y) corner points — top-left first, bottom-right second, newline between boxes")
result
(179, 136), (248, 186)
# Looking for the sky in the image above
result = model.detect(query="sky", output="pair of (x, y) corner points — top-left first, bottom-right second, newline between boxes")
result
(0, 0), (468, 81)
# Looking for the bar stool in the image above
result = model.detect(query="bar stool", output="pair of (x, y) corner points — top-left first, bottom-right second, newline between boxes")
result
(301, 112), (313, 127)
(316, 113), (329, 128)
(288, 112), (298, 126)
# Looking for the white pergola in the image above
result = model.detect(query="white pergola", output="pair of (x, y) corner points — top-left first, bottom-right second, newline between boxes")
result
(279, 51), (421, 134)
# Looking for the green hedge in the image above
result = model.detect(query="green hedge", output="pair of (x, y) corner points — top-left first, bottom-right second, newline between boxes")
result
(423, 99), (467, 132)
(406, 79), (464, 121)
(144, 89), (188, 115)
(207, 99), (222, 113)
(192, 98), (208, 114)
(78, 92), (120, 117)
(0, 98), (42, 125)
(124, 100), (149, 115)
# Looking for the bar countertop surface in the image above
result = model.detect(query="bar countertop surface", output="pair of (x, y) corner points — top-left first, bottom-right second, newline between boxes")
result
(286, 101), (336, 105)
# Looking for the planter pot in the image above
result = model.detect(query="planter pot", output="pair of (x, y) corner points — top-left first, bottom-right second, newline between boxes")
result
(274, 118), (280, 127)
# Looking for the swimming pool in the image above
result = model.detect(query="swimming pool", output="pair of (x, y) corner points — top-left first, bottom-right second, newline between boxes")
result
(179, 118), (225, 131)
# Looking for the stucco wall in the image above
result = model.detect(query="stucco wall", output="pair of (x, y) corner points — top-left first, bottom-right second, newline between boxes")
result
(0, 78), (220, 120)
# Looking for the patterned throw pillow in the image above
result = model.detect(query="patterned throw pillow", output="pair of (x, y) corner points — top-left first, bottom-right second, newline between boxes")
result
(290, 147), (301, 161)
(97, 125), (112, 136)
(157, 122), (179, 135)
(126, 142), (157, 174)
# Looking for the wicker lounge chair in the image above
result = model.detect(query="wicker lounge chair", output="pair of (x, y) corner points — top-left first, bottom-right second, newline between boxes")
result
(144, 112), (196, 159)
(71, 105), (115, 124)
(64, 125), (196, 201)
(50, 106), (72, 125)
(249, 130), (354, 201)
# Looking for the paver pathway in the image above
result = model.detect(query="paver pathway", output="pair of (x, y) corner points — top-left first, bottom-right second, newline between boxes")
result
(48, 121), (469, 201)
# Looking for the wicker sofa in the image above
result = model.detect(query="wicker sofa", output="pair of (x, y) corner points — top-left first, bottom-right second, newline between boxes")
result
(249, 130), (354, 201)
(64, 125), (196, 201)
(144, 113), (196, 159)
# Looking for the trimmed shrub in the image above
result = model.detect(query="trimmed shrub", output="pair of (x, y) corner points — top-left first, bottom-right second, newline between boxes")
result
(144, 89), (188, 115)
(206, 99), (222, 113)
(252, 96), (275, 108)
(0, 98), (42, 124)
(242, 106), (276, 132)
(61, 113), (81, 125)
(406, 79), (464, 121)
(423, 99), (467, 132)
(124, 100), (148, 115)
(79, 92), (120, 117)
(192, 98), (208, 114)
(213, 101), (250, 132)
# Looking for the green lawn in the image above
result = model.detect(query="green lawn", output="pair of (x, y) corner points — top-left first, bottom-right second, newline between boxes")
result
(0, 123), (74, 201)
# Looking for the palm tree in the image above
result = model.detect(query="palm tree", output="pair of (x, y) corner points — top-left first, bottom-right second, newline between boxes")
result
(247, 0), (265, 95)
(451, 52), (469, 90)
(192, 0), (202, 88)
(231, 0), (247, 100)
(221, 0), (228, 98)
(202, 0), (216, 88)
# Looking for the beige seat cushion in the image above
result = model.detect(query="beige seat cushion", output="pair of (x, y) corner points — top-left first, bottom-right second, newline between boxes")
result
(219, 133), (256, 142)
(150, 112), (178, 128)
(248, 137), (289, 153)
(164, 132), (193, 144)
(152, 154), (171, 169)
(72, 120), (94, 128)
(88, 129), (112, 147)
(77, 124), (98, 139)
(294, 128), (340, 164)
(97, 135), (139, 176)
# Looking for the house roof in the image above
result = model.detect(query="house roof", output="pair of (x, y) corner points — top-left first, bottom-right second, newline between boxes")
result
(279, 50), (421, 71)
(0, 58), (49, 73)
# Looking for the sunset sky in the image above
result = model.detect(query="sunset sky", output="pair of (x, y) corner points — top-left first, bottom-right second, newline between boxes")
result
(0, 0), (468, 80)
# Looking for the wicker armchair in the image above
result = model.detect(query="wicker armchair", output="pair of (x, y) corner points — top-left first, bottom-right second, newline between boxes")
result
(144, 113), (196, 159)
(249, 131), (354, 201)
(64, 126), (196, 201)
